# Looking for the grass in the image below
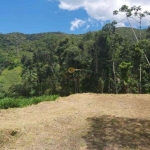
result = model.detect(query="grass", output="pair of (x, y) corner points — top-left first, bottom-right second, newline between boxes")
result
(0, 66), (22, 92)
(0, 129), (20, 147)
(84, 115), (150, 150)
(0, 95), (59, 109)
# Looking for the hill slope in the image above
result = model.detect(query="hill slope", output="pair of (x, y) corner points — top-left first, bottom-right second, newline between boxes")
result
(0, 93), (150, 150)
(0, 27), (150, 96)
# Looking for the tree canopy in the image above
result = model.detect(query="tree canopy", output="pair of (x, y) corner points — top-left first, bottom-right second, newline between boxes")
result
(0, 5), (150, 97)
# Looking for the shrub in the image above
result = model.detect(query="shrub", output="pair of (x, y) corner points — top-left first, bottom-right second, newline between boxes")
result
(0, 95), (59, 109)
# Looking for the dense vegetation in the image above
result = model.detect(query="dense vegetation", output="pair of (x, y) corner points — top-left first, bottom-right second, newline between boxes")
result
(0, 25), (150, 98)
(0, 95), (58, 109)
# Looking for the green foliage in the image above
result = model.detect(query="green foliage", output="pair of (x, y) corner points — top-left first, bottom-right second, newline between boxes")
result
(98, 77), (104, 93)
(119, 62), (132, 93)
(116, 27), (148, 42)
(0, 18), (149, 96)
(0, 66), (22, 94)
(0, 98), (20, 109)
(119, 62), (132, 82)
(0, 95), (59, 109)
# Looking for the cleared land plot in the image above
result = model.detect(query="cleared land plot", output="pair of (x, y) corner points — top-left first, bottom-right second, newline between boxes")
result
(0, 93), (150, 150)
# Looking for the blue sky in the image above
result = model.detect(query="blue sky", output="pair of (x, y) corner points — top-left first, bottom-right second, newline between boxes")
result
(0, 0), (150, 34)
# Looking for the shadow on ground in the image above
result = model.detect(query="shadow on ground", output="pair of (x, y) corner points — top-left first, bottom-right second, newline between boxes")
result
(83, 115), (150, 150)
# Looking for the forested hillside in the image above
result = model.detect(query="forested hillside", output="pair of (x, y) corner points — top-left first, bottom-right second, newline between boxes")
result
(0, 26), (150, 98)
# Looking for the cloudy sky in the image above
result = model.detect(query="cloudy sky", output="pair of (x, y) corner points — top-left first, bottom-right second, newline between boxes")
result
(0, 0), (150, 34)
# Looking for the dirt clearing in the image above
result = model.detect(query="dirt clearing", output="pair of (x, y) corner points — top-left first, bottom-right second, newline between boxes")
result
(0, 93), (150, 150)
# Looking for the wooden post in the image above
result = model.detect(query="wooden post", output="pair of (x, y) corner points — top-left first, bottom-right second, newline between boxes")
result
(140, 64), (141, 94)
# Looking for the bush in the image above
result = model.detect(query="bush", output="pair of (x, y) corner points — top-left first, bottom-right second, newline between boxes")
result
(0, 98), (20, 109)
(0, 92), (5, 99)
(0, 95), (59, 109)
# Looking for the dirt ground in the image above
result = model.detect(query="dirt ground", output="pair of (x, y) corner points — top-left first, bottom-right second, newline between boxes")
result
(0, 93), (150, 150)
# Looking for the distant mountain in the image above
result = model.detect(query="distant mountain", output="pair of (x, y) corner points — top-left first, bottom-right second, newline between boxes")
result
(116, 27), (148, 43)
(0, 27), (149, 97)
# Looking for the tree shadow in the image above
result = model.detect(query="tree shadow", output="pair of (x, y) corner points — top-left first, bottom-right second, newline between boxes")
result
(83, 115), (150, 150)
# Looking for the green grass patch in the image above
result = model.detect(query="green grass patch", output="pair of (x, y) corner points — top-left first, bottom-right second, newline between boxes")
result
(0, 66), (22, 92)
(0, 95), (59, 109)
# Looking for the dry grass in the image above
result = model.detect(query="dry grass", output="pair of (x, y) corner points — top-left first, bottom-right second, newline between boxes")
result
(84, 115), (150, 150)
(0, 93), (150, 150)
(0, 128), (20, 148)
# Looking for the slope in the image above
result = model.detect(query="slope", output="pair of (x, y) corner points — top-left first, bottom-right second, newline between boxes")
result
(0, 93), (150, 150)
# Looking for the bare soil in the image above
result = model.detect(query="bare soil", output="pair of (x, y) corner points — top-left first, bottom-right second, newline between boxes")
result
(0, 93), (150, 150)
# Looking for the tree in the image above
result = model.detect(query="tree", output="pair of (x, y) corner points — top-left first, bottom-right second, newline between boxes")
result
(114, 5), (150, 93)
(113, 5), (150, 66)
(119, 62), (132, 93)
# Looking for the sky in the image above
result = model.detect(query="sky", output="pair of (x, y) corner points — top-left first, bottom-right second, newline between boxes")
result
(0, 0), (150, 34)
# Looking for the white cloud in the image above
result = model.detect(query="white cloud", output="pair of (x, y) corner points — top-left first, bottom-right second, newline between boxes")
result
(58, 0), (150, 29)
(58, 0), (83, 10)
(70, 18), (85, 31)
(115, 22), (126, 28)
(70, 17), (103, 31)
